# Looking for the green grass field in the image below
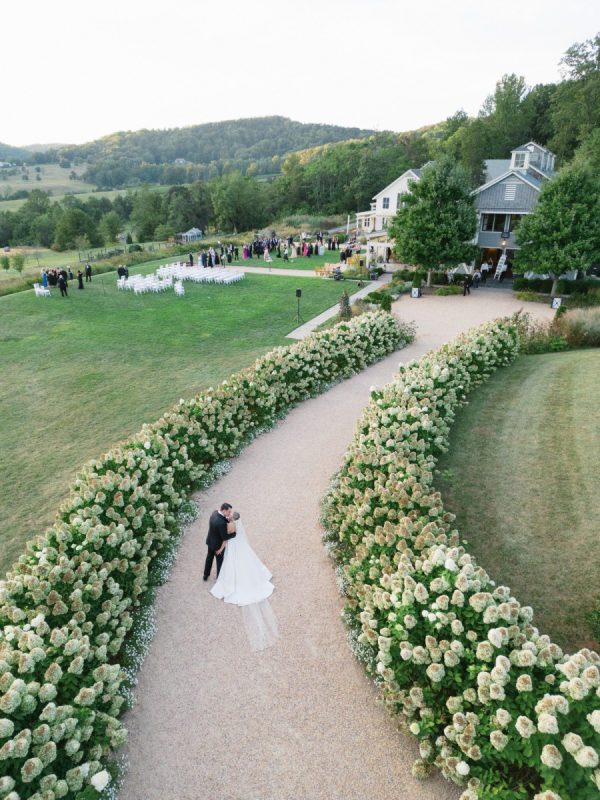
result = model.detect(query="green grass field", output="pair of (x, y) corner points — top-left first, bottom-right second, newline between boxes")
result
(0, 270), (348, 576)
(227, 248), (345, 272)
(434, 350), (600, 652)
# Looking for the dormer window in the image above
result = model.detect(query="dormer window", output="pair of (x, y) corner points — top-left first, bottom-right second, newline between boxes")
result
(513, 153), (526, 168)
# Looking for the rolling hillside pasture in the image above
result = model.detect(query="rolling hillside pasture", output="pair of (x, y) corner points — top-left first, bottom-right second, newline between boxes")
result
(0, 163), (94, 199)
(0, 186), (135, 213)
(0, 271), (348, 576)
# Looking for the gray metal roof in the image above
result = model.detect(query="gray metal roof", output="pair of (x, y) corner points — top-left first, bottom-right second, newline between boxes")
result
(485, 160), (511, 180)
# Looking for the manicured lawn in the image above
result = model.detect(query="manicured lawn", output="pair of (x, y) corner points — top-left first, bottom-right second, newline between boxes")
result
(434, 350), (600, 652)
(227, 247), (347, 272)
(0, 271), (348, 576)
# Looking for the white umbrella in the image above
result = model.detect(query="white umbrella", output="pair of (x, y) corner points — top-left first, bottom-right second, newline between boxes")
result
(452, 263), (473, 275)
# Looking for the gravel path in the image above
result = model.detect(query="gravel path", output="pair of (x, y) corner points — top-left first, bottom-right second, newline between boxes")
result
(119, 292), (553, 800)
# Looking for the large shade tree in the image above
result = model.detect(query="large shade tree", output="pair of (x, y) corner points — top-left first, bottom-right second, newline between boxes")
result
(388, 156), (478, 285)
(514, 166), (600, 295)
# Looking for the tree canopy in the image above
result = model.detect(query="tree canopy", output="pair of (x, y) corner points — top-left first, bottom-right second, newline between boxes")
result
(514, 166), (600, 291)
(388, 156), (478, 277)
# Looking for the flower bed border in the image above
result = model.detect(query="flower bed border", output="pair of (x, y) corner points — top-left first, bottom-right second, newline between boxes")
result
(0, 311), (413, 800)
(322, 318), (600, 800)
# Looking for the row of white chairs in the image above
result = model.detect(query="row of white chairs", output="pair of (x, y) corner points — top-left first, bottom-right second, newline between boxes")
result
(117, 275), (173, 293)
(117, 263), (245, 296)
(34, 282), (51, 297)
(156, 265), (245, 285)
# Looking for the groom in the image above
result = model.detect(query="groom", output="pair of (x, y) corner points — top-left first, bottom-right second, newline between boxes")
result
(203, 502), (236, 581)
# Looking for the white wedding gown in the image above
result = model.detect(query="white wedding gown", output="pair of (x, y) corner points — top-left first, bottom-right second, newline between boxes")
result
(210, 519), (274, 606)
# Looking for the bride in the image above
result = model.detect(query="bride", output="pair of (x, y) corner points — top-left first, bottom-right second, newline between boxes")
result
(210, 512), (274, 606)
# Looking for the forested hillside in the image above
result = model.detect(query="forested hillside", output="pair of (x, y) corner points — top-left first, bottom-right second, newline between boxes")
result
(0, 143), (32, 161)
(36, 117), (377, 188)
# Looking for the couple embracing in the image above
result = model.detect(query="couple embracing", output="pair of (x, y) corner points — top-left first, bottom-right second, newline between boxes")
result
(204, 503), (274, 606)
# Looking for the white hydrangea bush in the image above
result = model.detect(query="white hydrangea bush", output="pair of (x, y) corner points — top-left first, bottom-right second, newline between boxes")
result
(322, 318), (600, 800)
(0, 311), (413, 799)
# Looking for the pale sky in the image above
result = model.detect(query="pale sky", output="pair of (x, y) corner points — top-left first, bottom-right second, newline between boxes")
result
(4, 0), (599, 147)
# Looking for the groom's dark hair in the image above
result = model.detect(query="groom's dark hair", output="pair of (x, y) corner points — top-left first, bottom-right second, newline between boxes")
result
(220, 503), (232, 512)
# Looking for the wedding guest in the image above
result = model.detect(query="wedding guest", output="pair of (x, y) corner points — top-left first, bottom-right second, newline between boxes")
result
(67, 266), (74, 280)
(77, 270), (84, 289)
(85, 263), (92, 282)
(58, 273), (68, 297)
(41, 270), (48, 288)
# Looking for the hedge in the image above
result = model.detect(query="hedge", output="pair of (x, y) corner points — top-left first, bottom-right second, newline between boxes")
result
(322, 318), (600, 800)
(0, 311), (414, 800)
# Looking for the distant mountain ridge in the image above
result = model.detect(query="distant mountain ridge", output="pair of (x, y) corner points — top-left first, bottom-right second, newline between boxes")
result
(6, 116), (445, 190)
(55, 116), (378, 165)
(0, 142), (33, 160)
(22, 143), (70, 153)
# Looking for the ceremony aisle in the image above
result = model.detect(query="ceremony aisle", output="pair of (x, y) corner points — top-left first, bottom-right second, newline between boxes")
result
(119, 291), (553, 800)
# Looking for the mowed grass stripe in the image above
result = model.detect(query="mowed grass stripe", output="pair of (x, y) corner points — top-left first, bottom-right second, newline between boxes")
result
(434, 350), (600, 652)
(0, 272), (347, 576)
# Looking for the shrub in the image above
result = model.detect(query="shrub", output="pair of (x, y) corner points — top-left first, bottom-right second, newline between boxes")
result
(431, 271), (448, 285)
(434, 285), (463, 295)
(322, 318), (600, 800)
(515, 290), (543, 303)
(0, 312), (413, 799)
(128, 244), (143, 253)
(411, 274), (423, 289)
(380, 294), (392, 312)
(339, 290), (352, 320)
(565, 288), (600, 308)
(11, 253), (25, 273)
(0, 255), (9, 271)
(558, 307), (600, 347)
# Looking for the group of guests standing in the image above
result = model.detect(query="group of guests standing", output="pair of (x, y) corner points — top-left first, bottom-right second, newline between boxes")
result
(41, 263), (92, 296)
(197, 245), (239, 268)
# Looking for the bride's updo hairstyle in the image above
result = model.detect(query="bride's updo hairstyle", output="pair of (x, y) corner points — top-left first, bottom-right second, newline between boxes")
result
(232, 511), (240, 520)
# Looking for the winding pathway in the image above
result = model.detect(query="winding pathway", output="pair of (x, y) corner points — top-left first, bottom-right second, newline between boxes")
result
(119, 291), (552, 800)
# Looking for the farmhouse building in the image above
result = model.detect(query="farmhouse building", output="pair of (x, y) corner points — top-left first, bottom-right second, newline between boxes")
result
(471, 142), (555, 273)
(355, 166), (430, 234)
(356, 141), (556, 274)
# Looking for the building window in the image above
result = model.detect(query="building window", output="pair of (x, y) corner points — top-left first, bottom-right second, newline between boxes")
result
(508, 214), (522, 232)
(504, 183), (517, 201)
(481, 214), (508, 232)
(513, 153), (526, 168)
(382, 197), (390, 209)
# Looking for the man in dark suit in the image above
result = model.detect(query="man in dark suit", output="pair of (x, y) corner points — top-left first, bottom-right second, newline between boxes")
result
(204, 503), (236, 581)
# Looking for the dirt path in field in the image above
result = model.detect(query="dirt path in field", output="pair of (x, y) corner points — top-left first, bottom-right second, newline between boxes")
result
(119, 291), (552, 800)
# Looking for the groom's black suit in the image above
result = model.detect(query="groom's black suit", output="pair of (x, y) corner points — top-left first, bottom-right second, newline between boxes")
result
(204, 510), (236, 580)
